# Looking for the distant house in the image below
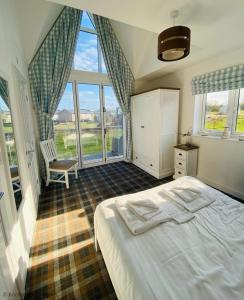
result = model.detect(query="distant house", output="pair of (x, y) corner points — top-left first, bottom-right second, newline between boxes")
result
(54, 109), (73, 122)
(80, 109), (95, 122)
(54, 109), (100, 123)
(71, 109), (97, 122)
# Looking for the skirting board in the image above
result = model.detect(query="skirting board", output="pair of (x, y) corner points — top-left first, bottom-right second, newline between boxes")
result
(198, 175), (244, 201)
(133, 161), (173, 179)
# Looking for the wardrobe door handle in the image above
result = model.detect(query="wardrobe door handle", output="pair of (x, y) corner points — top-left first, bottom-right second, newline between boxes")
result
(179, 153), (182, 156)
(150, 164), (153, 167)
(178, 171), (182, 175)
(141, 125), (144, 128)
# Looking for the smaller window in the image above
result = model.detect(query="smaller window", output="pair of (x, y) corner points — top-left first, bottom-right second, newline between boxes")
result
(73, 10), (108, 74)
(204, 91), (229, 131)
(195, 88), (244, 137)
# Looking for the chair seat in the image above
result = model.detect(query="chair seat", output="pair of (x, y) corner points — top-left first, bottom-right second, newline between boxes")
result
(10, 167), (19, 179)
(49, 160), (78, 171)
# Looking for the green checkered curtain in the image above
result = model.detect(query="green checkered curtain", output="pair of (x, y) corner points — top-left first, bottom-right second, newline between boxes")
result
(29, 7), (82, 142)
(93, 14), (134, 162)
(0, 76), (9, 107)
(192, 64), (244, 95)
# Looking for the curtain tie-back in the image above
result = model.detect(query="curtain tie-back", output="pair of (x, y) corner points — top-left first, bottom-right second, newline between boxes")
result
(39, 111), (53, 120)
(124, 111), (131, 118)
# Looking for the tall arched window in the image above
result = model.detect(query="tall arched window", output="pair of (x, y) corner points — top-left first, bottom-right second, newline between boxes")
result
(53, 12), (124, 167)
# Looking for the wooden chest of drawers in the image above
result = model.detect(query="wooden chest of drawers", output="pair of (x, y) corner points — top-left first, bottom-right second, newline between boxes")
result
(173, 144), (199, 179)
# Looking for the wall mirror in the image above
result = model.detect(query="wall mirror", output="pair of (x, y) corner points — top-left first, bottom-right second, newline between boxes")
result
(0, 76), (23, 210)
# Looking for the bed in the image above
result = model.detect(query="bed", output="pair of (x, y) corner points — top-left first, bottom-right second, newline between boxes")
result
(94, 176), (244, 300)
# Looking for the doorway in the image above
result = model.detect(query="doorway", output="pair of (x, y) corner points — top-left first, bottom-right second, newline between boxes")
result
(53, 82), (124, 168)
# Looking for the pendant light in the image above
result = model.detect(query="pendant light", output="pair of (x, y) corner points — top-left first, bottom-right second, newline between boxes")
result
(158, 10), (191, 62)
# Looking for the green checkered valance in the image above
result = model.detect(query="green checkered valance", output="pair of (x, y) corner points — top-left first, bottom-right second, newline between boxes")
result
(191, 64), (244, 95)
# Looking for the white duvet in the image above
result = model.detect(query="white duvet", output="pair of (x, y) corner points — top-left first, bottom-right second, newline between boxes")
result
(94, 176), (244, 300)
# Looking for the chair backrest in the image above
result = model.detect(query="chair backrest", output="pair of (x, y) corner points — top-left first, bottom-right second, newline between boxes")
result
(40, 139), (57, 166)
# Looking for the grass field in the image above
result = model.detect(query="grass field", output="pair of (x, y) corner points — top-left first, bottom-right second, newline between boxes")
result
(54, 121), (123, 160)
(205, 110), (244, 132)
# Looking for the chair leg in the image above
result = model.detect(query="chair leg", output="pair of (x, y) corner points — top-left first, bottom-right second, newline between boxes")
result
(65, 171), (69, 189)
(46, 169), (50, 186)
(75, 164), (78, 179)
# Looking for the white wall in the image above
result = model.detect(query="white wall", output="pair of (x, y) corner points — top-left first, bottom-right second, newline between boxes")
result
(0, 0), (41, 296)
(15, 0), (63, 63)
(135, 48), (244, 199)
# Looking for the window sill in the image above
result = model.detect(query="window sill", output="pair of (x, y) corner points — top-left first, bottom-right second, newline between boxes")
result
(193, 134), (244, 143)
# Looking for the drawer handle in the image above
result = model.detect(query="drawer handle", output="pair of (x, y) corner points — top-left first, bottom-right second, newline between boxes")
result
(178, 162), (182, 165)
(141, 125), (145, 128)
(136, 156), (138, 159)
(150, 164), (153, 166)
(178, 153), (182, 156)
(178, 171), (182, 174)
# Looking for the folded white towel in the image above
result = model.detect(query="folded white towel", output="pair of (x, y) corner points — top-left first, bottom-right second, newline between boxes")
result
(115, 197), (194, 235)
(160, 189), (215, 213)
(174, 186), (202, 195)
(128, 198), (159, 209)
(127, 199), (160, 220)
(172, 189), (200, 202)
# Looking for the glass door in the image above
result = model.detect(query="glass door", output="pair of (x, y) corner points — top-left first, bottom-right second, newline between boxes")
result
(103, 86), (124, 160)
(53, 83), (78, 160)
(77, 83), (103, 164)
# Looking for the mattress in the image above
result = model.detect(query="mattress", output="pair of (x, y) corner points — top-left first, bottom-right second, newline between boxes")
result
(94, 176), (244, 300)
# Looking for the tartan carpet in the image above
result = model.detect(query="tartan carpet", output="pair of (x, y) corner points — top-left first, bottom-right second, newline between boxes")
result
(24, 161), (172, 300)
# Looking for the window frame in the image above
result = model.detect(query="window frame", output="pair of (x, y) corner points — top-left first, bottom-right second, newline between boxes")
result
(74, 12), (105, 74)
(197, 89), (244, 137)
(63, 11), (125, 165)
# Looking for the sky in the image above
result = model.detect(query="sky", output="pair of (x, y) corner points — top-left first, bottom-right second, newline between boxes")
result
(0, 95), (9, 112)
(206, 91), (229, 106)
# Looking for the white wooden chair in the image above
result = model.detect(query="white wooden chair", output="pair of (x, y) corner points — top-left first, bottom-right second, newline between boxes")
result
(40, 139), (78, 189)
(10, 167), (21, 194)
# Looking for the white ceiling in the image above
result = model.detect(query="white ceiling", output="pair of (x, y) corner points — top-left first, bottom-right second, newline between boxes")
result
(42, 0), (244, 79)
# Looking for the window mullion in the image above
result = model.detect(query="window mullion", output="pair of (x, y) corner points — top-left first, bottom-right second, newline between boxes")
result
(200, 94), (206, 132)
(228, 89), (238, 134)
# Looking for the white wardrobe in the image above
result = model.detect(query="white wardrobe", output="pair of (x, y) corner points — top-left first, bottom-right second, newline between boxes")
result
(131, 88), (179, 179)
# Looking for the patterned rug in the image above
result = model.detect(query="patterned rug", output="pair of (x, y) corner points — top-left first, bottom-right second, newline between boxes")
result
(24, 161), (172, 300)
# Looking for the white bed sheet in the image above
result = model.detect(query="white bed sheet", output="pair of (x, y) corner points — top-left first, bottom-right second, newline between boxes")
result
(94, 176), (244, 300)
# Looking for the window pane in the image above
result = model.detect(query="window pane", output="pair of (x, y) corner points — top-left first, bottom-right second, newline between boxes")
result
(53, 83), (77, 160)
(104, 86), (123, 158)
(74, 31), (98, 72)
(236, 89), (244, 133)
(78, 84), (103, 163)
(0, 97), (18, 167)
(81, 11), (95, 30)
(204, 91), (229, 131)
(0, 95), (23, 209)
